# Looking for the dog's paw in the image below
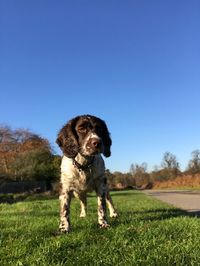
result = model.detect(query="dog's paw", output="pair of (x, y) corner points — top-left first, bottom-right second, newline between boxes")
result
(59, 223), (71, 234)
(59, 228), (71, 234)
(110, 212), (118, 218)
(98, 222), (110, 229)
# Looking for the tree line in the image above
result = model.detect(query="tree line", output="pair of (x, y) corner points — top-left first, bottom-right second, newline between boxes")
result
(0, 125), (200, 190)
(108, 150), (200, 189)
(0, 126), (61, 187)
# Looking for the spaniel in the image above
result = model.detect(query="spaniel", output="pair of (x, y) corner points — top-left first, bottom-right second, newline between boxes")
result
(56, 114), (117, 233)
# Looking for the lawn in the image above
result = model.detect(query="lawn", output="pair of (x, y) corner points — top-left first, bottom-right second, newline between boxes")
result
(1, 190), (200, 266)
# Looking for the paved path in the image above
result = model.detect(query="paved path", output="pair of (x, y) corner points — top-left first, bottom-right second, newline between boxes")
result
(144, 190), (200, 216)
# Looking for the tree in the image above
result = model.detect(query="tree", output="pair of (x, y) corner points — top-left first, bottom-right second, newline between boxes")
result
(0, 126), (59, 182)
(187, 150), (200, 174)
(161, 152), (179, 169)
(0, 126), (15, 177)
(160, 152), (180, 180)
(105, 170), (135, 190)
(130, 162), (151, 188)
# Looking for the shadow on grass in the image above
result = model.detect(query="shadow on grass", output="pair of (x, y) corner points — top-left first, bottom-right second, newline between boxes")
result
(0, 194), (58, 204)
(188, 210), (200, 217)
(118, 207), (200, 224)
(2, 210), (58, 218)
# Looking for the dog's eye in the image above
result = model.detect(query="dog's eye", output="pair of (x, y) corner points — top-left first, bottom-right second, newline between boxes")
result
(78, 126), (87, 133)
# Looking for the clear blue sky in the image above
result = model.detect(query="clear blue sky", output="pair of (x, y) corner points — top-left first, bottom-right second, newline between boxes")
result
(1, 1), (200, 172)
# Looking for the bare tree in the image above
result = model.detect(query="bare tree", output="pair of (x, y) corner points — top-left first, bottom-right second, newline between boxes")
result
(187, 150), (200, 174)
(130, 162), (151, 188)
(160, 152), (180, 180)
(161, 152), (179, 170)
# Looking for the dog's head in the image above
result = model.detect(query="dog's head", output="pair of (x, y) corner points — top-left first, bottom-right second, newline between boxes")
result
(56, 115), (112, 158)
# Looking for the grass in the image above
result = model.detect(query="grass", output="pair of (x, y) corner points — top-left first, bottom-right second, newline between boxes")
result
(1, 190), (200, 266)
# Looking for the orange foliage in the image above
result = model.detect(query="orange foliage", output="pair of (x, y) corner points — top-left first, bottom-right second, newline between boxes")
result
(153, 174), (200, 189)
(0, 127), (51, 178)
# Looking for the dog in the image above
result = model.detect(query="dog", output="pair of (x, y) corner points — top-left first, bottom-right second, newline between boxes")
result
(56, 114), (117, 232)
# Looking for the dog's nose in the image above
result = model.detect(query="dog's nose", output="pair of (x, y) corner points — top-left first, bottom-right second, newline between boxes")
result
(91, 138), (101, 148)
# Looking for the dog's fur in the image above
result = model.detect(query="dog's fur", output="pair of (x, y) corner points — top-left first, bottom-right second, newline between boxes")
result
(56, 115), (117, 232)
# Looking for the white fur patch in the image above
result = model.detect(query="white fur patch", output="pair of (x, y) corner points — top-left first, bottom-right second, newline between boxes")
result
(82, 132), (101, 155)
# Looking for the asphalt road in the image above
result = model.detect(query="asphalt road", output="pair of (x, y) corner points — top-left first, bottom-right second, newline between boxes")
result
(144, 190), (200, 216)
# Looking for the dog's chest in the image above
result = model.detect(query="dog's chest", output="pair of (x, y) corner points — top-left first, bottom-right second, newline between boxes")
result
(74, 169), (94, 191)
(61, 155), (105, 192)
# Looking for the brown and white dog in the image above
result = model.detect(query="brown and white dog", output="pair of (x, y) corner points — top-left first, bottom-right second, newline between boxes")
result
(56, 114), (117, 233)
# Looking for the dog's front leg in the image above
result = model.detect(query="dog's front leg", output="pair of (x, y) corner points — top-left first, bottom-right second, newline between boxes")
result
(59, 191), (72, 233)
(79, 193), (87, 218)
(106, 192), (118, 218)
(74, 192), (87, 218)
(96, 186), (109, 228)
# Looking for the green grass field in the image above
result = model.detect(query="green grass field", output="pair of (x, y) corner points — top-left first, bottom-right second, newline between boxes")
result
(1, 190), (200, 266)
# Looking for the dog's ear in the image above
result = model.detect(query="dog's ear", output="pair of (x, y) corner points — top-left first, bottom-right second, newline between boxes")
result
(99, 119), (112, 158)
(56, 117), (79, 158)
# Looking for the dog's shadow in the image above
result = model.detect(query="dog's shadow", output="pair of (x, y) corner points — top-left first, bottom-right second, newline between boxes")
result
(109, 207), (200, 228)
(51, 205), (200, 237)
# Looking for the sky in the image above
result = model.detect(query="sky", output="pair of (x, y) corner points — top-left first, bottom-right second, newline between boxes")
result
(0, 0), (200, 173)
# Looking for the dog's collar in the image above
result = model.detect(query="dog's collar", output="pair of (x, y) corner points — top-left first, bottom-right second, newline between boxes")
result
(72, 156), (95, 172)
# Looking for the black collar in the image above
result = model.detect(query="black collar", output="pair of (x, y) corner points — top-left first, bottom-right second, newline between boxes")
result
(72, 156), (95, 172)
